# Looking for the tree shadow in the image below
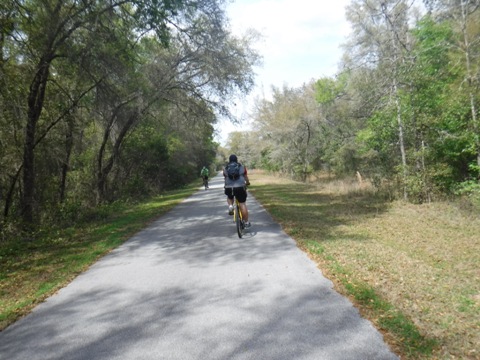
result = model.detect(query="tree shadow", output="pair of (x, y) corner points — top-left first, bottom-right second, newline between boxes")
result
(0, 278), (397, 359)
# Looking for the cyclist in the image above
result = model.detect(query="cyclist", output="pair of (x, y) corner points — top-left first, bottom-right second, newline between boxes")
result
(200, 165), (209, 189)
(223, 154), (251, 228)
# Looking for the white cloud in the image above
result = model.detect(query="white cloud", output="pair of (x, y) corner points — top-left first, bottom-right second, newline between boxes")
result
(216, 0), (352, 145)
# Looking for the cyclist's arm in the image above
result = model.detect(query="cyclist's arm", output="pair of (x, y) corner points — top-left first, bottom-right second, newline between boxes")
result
(244, 167), (250, 186)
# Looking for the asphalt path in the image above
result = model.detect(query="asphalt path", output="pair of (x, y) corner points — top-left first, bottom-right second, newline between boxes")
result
(0, 174), (398, 360)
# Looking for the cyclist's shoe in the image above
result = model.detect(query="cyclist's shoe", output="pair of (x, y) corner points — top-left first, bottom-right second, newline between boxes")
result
(244, 222), (251, 229)
(228, 205), (234, 215)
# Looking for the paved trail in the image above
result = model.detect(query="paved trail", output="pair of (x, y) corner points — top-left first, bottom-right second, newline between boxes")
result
(0, 175), (398, 360)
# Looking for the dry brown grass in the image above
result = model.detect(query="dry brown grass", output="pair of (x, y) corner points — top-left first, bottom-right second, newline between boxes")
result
(249, 170), (480, 360)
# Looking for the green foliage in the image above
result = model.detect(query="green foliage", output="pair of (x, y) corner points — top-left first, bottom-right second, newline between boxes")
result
(356, 110), (399, 178)
(0, 0), (258, 229)
(292, 163), (314, 181)
(346, 11), (478, 199)
(330, 143), (361, 176)
(118, 126), (170, 195)
(133, 0), (185, 45)
(241, 7), (478, 202)
(52, 200), (88, 225)
(403, 16), (478, 194)
(454, 180), (480, 210)
(402, 171), (432, 204)
(315, 78), (339, 104)
(259, 147), (281, 172)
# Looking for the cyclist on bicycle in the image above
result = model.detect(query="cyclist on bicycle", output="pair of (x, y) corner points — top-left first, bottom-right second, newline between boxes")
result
(223, 154), (251, 228)
(200, 166), (209, 189)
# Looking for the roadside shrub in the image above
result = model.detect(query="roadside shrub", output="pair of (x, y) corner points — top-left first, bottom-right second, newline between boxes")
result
(454, 180), (480, 211)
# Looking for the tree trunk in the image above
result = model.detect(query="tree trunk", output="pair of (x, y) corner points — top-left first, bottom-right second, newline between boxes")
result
(381, 1), (409, 200)
(394, 80), (408, 200)
(60, 117), (74, 203)
(96, 108), (139, 204)
(4, 167), (22, 219)
(302, 121), (311, 182)
(21, 57), (51, 224)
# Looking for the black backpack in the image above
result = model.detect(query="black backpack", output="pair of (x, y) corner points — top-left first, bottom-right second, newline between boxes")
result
(225, 162), (241, 180)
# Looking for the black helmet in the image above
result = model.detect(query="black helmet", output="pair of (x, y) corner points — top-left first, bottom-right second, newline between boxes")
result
(229, 154), (238, 163)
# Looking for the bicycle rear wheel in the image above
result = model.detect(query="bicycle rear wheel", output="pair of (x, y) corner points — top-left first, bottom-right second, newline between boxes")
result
(235, 203), (243, 238)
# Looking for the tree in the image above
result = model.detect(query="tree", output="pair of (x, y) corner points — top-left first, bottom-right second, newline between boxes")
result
(346, 0), (416, 198)
(91, 9), (259, 203)
(8, 0), (188, 224)
(314, 71), (365, 176)
(0, 0), (259, 225)
(449, 0), (480, 177)
(251, 83), (324, 180)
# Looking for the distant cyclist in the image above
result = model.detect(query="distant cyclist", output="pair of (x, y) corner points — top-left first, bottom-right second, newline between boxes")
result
(223, 154), (251, 228)
(200, 166), (209, 189)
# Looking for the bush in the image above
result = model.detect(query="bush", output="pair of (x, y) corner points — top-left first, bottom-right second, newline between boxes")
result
(454, 180), (480, 210)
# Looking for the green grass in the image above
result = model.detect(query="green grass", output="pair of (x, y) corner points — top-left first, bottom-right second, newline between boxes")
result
(248, 170), (480, 360)
(0, 183), (198, 330)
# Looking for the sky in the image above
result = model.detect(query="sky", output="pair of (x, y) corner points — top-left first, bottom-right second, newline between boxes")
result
(215, 0), (352, 145)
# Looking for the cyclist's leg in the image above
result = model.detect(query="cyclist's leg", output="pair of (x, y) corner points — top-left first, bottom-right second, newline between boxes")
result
(238, 203), (248, 221)
(233, 187), (248, 222)
(225, 187), (234, 215)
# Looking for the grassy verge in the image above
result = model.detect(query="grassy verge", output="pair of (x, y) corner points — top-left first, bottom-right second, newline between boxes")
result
(0, 183), (199, 330)
(248, 170), (479, 360)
